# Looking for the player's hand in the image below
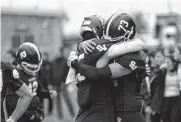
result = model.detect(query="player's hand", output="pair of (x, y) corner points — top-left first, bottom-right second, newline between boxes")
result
(49, 90), (57, 98)
(67, 51), (78, 67)
(6, 116), (16, 122)
(30, 114), (35, 120)
(145, 106), (155, 115)
(6, 118), (15, 122)
(82, 38), (96, 54)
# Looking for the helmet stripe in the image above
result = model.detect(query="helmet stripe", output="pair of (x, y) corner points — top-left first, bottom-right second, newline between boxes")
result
(23, 42), (41, 62)
(106, 12), (121, 37)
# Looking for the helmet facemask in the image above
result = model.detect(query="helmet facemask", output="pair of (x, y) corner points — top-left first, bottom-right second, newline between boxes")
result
(21, 59), (42, 76)
(81, 31), (96, 40)
(107, 26), (134, 42)
(80, 26), (100, 40)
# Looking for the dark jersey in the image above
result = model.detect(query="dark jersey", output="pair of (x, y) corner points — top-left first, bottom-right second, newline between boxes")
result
(1, 62), (23, 121)
(113, 52), (147, 112)
(78, 39), (115, 66)
(77, 39), (115, 104)
(6, 68), (50, 113)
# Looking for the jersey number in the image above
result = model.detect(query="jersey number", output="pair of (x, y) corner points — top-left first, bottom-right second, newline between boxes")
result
(118, 20), (129, 32)
(129, 61), (137, 70)
(28, 81), (38, 96)
(96, 44), (107, 51)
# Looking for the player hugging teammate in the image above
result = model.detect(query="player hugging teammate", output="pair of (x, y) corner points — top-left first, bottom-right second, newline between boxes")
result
(68, 12), (149, 122)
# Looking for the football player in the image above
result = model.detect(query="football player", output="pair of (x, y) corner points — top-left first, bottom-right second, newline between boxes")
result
(68, 12), (148, 122)
(5, 42), (56, 122)
(1, 61), (33, 122)
(77, 16), (145, 67)
(73, 15), (115, 122)
(69, 14), (145, 122)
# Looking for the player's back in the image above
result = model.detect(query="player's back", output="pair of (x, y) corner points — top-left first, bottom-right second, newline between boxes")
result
(113, 51), (147, 112)
(77, 39), (115, 106)
(79, 38), (115, 66)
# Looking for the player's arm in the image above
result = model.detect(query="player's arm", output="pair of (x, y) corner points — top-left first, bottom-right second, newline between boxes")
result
(69, 53), (145, 81)
(8, 73), (33, 122)
(71, 60), (130, 80)
(9, 83), (33, 122)
(96, 38), (145, 68)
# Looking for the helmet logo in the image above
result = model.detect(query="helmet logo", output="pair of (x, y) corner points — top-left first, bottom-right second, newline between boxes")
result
(118, 20), (129, 32)
(12, 69), (20, 79)
(20, 51), (27, 59)
(82, 20), (91, 26)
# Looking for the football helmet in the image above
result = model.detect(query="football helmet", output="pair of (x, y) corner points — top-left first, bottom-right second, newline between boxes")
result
(80, 15), (105, 40)
(16, 42), (42, 75)
(104, 12), (136, 42)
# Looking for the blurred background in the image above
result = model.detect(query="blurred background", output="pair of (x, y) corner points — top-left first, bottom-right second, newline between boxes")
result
(1, 0), (181, 122)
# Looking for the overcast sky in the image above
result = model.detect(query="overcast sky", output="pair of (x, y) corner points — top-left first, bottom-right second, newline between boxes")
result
(1, 0), (181, 35)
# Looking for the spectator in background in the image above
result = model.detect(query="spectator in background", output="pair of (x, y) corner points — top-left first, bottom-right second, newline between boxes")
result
(39, 53), (53, 115)
(173, 45), (181, 121)
(161, 55), (180, 122)
(145, 49), (165, 122)
(50, 47), (75, 119)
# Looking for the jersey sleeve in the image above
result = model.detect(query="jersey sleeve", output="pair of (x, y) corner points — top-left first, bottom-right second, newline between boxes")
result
(1, 61), (23, 91)
(114, 52), (146, 72)
(9, 69), (23, 91)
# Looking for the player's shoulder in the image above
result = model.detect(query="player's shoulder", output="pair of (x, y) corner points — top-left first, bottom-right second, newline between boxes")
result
(93, 39), (115, 52)
(115, 51), (146, 71)
(118, 51), (145, 62)
(15, 68), (30, 81)
(1, 61), (20, 79)
(94, 38), (113, 45)
(1, 61), (14, 71)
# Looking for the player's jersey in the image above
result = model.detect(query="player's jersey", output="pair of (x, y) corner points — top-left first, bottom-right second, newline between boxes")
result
(78, 38), (115, 66)
(77, 39), (115, 106)
(6, 68), (49, 112)
(113, 52), (148, 112)
(1, 62), (23, 121)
